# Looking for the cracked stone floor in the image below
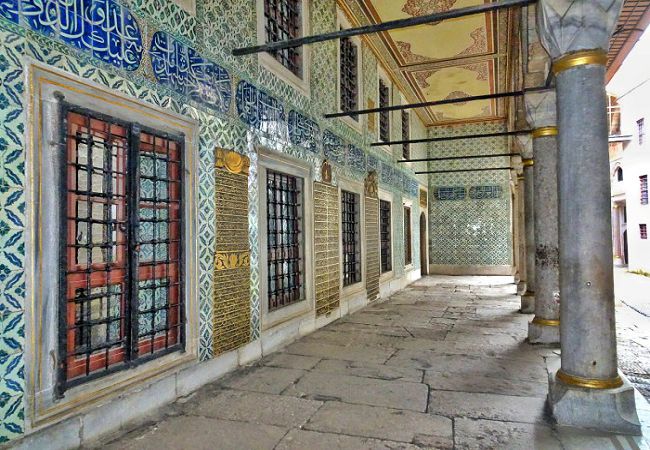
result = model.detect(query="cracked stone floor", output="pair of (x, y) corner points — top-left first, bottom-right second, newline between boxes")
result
(101, 276), (650, 450)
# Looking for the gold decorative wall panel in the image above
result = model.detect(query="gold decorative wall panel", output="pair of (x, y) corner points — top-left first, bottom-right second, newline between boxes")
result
(313, 182), (341, 316)
(213, 149), (251, 355)
(365, 197), (380, 302)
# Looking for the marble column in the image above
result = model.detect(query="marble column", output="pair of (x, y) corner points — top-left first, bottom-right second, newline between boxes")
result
(519, 136), (535, 313)
(538, 0), (640, 434)
(525, 91), (560, 345)
(516, 173), (527, 295)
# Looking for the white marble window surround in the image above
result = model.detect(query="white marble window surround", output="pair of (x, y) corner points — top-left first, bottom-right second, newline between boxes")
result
(336, 8), (363, 133)
(24, 62), (200, 428)
(257, 149), (315, 331)
(377, 65), (392, 156)
(403, 198), (414, 271)
(256, 0), (311, 97)
(338, 178), (366, 299)
(379, 189), (395, 283)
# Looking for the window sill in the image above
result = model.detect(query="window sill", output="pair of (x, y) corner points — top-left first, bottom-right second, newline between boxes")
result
(341, 281), (365, 299)
(258, 52), (310, 98)
(262, 298), (313, 331)
(33, 351), (194, 428)
(339, 114), (363, 133)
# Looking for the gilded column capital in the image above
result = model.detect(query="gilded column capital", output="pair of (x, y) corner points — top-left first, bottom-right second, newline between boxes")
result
(537, 0), (624, 60)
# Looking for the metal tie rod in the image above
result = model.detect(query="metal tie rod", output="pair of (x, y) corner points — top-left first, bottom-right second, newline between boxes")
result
(398, 153), (520, 163)
(374, 130), (532, 147)
(416, 167), (513, 175)
(328, 87), (547, 119)
(233, 0), (537, 56)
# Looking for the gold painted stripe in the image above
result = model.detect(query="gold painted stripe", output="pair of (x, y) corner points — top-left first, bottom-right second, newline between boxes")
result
(552, 49), (608, 75)
(556, 369), (624, 389)
(532, 316), (560, 327)
(532, 127), (558, 139)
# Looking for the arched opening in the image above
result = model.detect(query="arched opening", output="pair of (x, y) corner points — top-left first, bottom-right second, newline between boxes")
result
(419, 212), (428, 276)
(615, 166), (624, 181)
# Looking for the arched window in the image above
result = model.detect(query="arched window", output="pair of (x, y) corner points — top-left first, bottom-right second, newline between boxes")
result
(615, 167), (624, 182)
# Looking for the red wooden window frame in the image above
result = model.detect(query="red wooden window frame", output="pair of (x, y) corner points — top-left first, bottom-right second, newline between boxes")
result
(61, 109), (184, 390)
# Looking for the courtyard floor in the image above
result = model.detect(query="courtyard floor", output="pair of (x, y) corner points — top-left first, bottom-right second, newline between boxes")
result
(101, 276), (650, 450)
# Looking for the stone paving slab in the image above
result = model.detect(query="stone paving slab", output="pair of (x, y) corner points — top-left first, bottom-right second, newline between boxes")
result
(105, 416), (287, 450)
(179, 389), (322, 427)
(311, 358), (423, 382)
(427, 390), (547, 424)
(262, 352), (322, 370)
(454, 418), (562, 449)
(304, 402), (453, 446)
(275, 429), (422, 450)
(285, 371), (429, 411)
(282, 341), (395, 364)
(219, 366), (306, 394)
(387, 350), (548, 382)
(423, 370), (548, 398)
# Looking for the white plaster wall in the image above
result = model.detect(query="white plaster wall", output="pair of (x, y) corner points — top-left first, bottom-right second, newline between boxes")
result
(609, 28), (650, 272)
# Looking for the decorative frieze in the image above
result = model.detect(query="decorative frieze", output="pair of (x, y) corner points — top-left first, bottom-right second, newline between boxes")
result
(213, 148), (251, 355)
(313, 181), (340, 316)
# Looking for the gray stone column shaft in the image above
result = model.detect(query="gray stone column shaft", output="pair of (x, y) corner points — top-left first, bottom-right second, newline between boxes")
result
(528, 132), (561, 344)
(521, 163), (535, 312)
(533, 135), (560, 320)
(517, 177), (527, 294)
(556, 63), (617, 378)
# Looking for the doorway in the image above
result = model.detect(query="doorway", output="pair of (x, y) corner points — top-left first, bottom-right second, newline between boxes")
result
(420, 212), (428, 275)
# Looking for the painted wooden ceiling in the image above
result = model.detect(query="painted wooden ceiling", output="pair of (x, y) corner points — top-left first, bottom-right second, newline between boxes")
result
(344, 0), (513, 127)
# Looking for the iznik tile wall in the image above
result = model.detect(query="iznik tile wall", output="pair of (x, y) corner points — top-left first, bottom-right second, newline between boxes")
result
(0, 0), (424, 442)
(428, 122), (513, 267)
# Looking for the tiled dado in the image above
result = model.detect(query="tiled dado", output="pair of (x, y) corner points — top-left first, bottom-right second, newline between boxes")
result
(213, 150), (252, 355)
(313, 181), (341, 317)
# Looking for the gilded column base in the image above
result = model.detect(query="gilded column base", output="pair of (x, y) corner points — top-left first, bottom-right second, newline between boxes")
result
(528, 316), (560, 345)
(520, 291), (535, 314)
(546, 357), (641, 435)
(556, 369), (623, 389)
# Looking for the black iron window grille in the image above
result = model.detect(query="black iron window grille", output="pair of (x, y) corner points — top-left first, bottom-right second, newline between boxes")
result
(641, 175), (648, 205)
(379, 80), (390, 143)
(340, 35), (359, 121)
(341, 190), (361, 286)
(264, 0), (302, 77)
(404, 206), (412, 265)
(267, 170), (304, 311)
(402, 111), (410, 160)
(59, 107), (184, 394)
(641, 224), (648, 240)
(380, 200), (392, 273)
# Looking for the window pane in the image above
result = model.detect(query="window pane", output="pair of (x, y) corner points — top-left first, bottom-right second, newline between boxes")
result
(342, 190), (361, 286)
(264, 0), (302, 76)
(340, 36), (358, 120)
(64, 110), (129, 382)
(267, 170), (304, 311)
(380, 200), (392, 273)
(404, 206), (412, 265)
(379, 80), (390, 142)
(136, 132), (184, 356)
